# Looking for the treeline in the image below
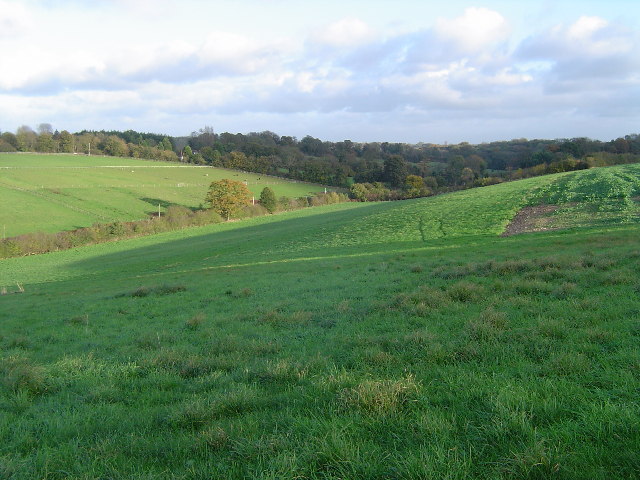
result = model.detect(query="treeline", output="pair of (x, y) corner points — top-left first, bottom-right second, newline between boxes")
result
(0, 191), (349, 259)
(2, 124), (639, 194)
(0, 124), (178, 163)
(176, 129), (640, 193)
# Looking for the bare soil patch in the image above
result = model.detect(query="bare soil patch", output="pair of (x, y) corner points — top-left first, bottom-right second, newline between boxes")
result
(502, 204), (560, 236)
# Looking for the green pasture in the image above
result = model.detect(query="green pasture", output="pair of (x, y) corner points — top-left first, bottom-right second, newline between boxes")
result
(1, 164), (640, 479)
(0, 154), (327, 236)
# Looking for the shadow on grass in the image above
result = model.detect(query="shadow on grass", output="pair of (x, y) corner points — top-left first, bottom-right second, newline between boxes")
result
(65, 201), (439, 275)
(140, 197), (182, 214)
(64, 200), (639, 286)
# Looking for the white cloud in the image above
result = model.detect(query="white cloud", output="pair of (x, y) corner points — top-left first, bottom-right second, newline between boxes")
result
(488, 68), (533, 86)
(434, 7), (510, 54)
(515, 15), (640, 96)
(0, 1), (638, 143)
(198, 32), (271, 74)
(0, 0), (32, 38)
(519, 15), (637, 60)
(311, 18), (377, 48)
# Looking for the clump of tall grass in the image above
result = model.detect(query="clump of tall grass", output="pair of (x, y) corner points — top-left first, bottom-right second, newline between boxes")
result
(501, 440), (563, 478)
(146, 350), (218, 378)
(545, 352), (590, 376)
(1, 356), (49, 395)
(536, 318), (567, 340)
(185, 312), (206, 330)
(258, 309), (311, 327)
(511, 279), (552, 295)
(8, 336), (31, 349)
(551, 282), (579, 299)
(67, 314), (89, 326)
(339, 375), (420, 414)
(247, 359), (307, 385)
(446, 281), (485, 303)
(391, 286), (450, 316)
(466, 308), (508, 341)
(173, 385), (261, 428)
(225, 287), (253, 298)
(200, 427), (231, 451)
(116, 284), (187, 298)
(135, 331), (174, 350)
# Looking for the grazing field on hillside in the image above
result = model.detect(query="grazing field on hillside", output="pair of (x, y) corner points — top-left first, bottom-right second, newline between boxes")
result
(1, 165), (639, 479)
(0, 154), (327, 236)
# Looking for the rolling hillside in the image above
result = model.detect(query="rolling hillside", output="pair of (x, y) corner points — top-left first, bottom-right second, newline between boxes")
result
(0, 154), (327, 236)
(1, 164), (639, 479)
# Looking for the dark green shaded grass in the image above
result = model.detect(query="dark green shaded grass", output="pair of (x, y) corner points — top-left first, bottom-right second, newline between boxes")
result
(1, 169), (640, 478)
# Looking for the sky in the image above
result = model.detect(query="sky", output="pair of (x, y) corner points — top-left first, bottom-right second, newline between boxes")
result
(0, 0), (639, 144)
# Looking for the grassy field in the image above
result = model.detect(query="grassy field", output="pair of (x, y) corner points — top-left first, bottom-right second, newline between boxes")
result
(526, 164), (640, 228)
(1, 165), (639, 479)
(0, 154), (328, 236)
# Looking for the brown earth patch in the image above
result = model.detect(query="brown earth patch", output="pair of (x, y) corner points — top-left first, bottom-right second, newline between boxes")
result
(501, 205), (560, 236)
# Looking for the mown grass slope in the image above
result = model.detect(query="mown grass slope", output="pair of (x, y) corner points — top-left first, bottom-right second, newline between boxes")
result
(1, 164), (639, 479)
(0, 154), (327, 236)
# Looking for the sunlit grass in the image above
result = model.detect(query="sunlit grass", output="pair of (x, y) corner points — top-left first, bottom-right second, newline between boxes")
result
(0, 153), (328, 236)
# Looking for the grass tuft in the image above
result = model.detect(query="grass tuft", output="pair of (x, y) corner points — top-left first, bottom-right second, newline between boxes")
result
(501, 440), (563, 479)
(185, 312), (206, 330)
(466, 308), (508, 341)
(8, 336), (31, 350)
(116, 284), (187, 298)
(392, 286), (450, 316)
(226, 287), (254, 298)
(447, 281), (485, 303)
(545, 352), (590, 376)
(339, 374), (420, 414)
(258, 309), (311, 327)
(67, 314), (89, 326)
(1, 357), (49, 395)
(200, 427), (231, 451)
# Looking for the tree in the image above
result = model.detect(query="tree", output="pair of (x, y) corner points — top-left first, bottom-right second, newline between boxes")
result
(36, 131), (56, 152)
(0, 132), (17, 152)
(189, 126), (217, 150)
(349, 183), (368, 201)
(259, 187), (277, 213)
(383, 155), (408, 188)
(16, 125), (37, 151)
(101, 135), (128, 157)
(205, 179), (252, 220)
(465, 154), (486, 176)
(404, 174), (427, 198)
(159, 137), (173, 151)
(460, 167), (475, 185)
(38, 123), (53, 135)
(200, 146), (222, 166)
(225, 151), (248, 170)
(445, 155), (465, 185)
(58, 130), (74, 153)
